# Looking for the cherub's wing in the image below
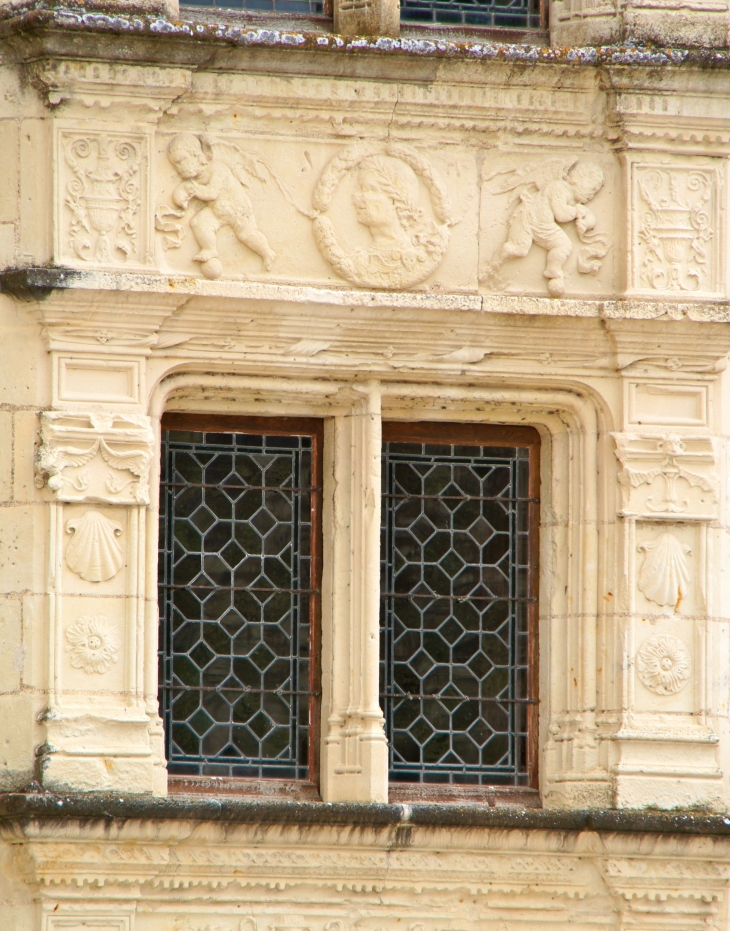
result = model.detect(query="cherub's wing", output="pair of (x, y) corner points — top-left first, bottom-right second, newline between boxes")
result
(205, 136), (268, 186)
(99, 441), (149, 478)
(485, 157), (575, 194)
(56, 443), (99, 470)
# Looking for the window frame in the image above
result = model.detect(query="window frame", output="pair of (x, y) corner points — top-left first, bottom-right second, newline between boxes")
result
(381, 420), (541, 806)
(159, 412), (324, 799)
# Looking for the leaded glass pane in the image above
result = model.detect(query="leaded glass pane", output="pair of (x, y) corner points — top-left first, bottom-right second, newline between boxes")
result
(380, 439), (535, 787)
(158, 429), (314, 779)
(400, 0), (541, 29)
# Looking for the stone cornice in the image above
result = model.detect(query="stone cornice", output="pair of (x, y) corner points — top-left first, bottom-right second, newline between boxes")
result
(4, 5), (730, 70)
(2, 791), (730, 835)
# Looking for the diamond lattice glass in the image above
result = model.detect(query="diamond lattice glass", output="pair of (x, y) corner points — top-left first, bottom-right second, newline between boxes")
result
(380, 438), (535, 787)
(158, 428), (315, 779)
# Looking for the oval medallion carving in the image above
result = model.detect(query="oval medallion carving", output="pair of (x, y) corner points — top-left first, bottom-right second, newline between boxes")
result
(312, 142), (454, 290)
(636, 634), (691, 695)
(65, 510), (124, 582)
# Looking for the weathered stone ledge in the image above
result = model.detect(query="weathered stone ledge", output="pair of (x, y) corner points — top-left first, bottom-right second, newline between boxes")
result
(1, 791), (730, 835)
(3, 267), (730, 322)
(3, 3), (730, 67)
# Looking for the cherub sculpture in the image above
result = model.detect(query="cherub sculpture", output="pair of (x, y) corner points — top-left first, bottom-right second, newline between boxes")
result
(481, 159), (609, 297)
(157, 134), (277, 279)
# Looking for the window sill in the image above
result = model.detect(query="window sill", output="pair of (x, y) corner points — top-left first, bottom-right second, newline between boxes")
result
(388, 785), (541, 807)
(168, 776), (321, 801)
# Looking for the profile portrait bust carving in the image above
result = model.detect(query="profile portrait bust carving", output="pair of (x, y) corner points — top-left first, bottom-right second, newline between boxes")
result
(312, 142), (455, 290)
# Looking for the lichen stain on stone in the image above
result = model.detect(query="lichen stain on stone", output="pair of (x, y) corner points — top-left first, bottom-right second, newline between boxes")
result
(3, 5), (730, 68)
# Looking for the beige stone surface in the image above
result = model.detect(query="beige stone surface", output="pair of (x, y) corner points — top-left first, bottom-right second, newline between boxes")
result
(4, 0), (730, 882)
(3, 1), (730, 925)
(1, 818), (730, 931)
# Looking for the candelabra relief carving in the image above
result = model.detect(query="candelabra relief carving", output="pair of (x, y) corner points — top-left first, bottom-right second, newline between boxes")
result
(61, 132), (145, 265)
(613, 433), (717, 520)
(637, 532), (691, 609)
(634, 165), (717, 293)
(156, 134), (310, 279)
(311, 141), (456, 289)
(636, 634), (691, 696)
(481, 158), (609, 297)
(35, 412), (154, 505)
(65, 614), (120, 675)
(65, 510), (124, 582)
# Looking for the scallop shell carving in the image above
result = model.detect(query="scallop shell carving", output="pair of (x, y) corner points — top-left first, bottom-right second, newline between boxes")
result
(637, 532), (691, 609)
(65, 510), (124, 582)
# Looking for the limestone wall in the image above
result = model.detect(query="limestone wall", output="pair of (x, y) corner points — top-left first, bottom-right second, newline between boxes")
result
(3, 4), (730, 930)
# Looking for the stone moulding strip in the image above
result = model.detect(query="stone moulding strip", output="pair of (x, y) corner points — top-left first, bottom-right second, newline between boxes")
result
(3, 6), (730, 66)
(2, 267), (730, 322)
(1, 793), (730, 835)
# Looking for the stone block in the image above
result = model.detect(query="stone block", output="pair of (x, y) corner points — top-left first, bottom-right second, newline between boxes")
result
(0, 692), (35, 790)
(0, 297), (45, 408)
(21, 593), (47, 692)
(0, 597), (22, 693)
(0, 121), (18, 224)
(0, 505), (41, 594)
(0, 412), (11, 503)
(0, 222), (15, 267)
(12, 410), (37, 504)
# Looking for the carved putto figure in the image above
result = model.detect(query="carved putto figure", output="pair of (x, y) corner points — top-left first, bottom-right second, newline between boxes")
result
(636, 634), (691, 696)
(65, 615), (119, 675)
(312, 142), (455, 289)
(157, 134), (277, 279)
(482, 158), (609, 297)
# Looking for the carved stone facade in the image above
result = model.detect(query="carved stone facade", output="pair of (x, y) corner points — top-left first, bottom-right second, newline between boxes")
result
(3, 0), (730, 928)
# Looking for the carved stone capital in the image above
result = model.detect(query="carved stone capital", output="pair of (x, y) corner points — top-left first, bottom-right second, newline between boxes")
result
(612, 432), (718, 520)
(35, 411), (154, 505)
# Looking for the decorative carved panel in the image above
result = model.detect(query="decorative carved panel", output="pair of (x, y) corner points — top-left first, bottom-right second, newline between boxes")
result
(57, 130), (150, 268)
(35, 412), (154, 505)
(631, 162), (723, 296)
(613, 432), (717, 521)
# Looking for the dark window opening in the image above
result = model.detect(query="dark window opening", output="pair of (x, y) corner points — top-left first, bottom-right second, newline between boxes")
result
(400, 0), (542, 30)
(380, 422), (539, 800)
(178, 0), (328, 15)
(158, 414), (322, 789)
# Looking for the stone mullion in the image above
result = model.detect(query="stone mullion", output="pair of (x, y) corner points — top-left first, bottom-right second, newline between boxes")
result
(322, 384), (388, 803)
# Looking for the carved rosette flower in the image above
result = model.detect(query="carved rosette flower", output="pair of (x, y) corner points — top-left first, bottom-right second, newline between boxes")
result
(65, 615), (120, 674)
(636, 634), (691, 696)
